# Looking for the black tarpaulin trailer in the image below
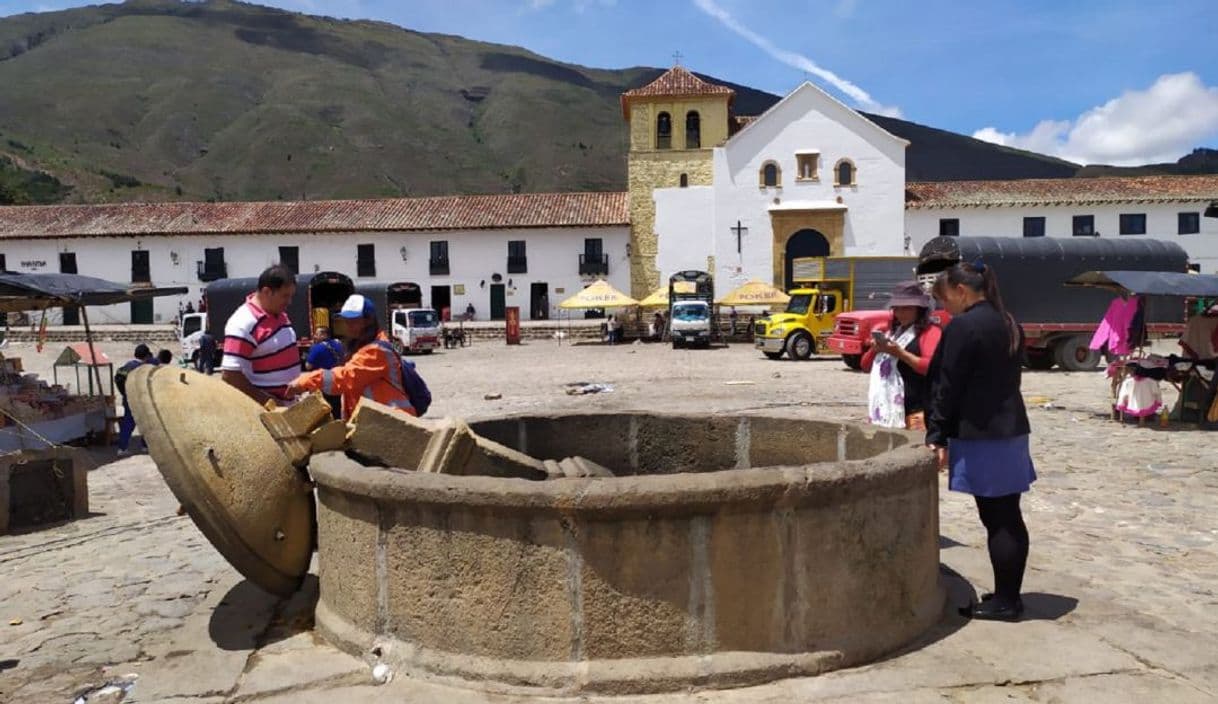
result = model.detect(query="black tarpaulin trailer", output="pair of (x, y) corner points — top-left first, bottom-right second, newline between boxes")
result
(916, 236), (1189, 326)
(915, 237), (1191, 370)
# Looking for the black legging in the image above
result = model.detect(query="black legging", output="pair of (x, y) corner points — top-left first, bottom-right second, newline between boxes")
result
(974, 493), (1030, 603)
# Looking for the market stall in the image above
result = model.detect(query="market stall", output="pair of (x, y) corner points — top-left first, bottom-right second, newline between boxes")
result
(557, 280), (638, 344)
(0, 272), (186, 450)
(1066, 270), (1218, 428)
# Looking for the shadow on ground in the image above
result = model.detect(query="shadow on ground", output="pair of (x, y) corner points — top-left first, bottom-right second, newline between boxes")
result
(209, 575), (320, 651)
(1020, 592), (1079, 621)
(938, 535), (965, 549)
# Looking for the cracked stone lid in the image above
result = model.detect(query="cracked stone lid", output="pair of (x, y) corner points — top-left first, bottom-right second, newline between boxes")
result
(127, 365), (315, 597)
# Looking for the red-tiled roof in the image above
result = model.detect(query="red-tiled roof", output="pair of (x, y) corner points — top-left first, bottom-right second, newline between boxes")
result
(0, 192), (630, 240)
(621, 66), (734, 118)
(906, 175), (1218, 209)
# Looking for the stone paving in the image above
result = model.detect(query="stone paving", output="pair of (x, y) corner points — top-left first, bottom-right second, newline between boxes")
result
(1, 338), (1216, 702)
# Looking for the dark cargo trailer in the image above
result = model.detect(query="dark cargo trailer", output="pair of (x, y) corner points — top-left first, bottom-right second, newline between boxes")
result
(916, 237), (1189, 370)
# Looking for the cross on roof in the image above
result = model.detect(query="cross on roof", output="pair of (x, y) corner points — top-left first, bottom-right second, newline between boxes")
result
(672, 50), (683, 66)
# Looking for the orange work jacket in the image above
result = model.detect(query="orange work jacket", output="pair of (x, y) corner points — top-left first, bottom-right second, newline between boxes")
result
(293, 332), (415, 419)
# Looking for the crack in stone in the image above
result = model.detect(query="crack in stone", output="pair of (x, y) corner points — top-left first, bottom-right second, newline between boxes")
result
(0, 515), (182, 564)
(226, 669), (369, 702)
(225, 596), (294, 699)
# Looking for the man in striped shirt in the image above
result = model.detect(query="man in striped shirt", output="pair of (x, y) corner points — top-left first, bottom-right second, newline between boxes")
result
(220, 266), (300, 405)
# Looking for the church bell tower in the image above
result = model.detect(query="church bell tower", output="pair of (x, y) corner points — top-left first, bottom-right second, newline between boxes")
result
(621, 65), (733, 297)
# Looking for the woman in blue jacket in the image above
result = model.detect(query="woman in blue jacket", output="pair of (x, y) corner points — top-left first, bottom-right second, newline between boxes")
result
(928, 261), (1036, 621)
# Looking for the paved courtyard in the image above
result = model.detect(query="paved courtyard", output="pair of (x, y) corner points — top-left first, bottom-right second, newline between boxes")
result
(2, 336), (1217, 703)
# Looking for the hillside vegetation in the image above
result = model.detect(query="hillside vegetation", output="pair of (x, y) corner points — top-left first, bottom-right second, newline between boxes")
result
(0, 0), (1209, 205)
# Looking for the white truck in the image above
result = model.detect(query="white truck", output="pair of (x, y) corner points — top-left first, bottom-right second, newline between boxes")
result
(668, 270), (714, 349)
(179, 310), (207, 364)
(357, 282), (441, 355)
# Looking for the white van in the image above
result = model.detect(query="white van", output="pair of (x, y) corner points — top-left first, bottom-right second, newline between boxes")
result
(390, 307), (441, 354)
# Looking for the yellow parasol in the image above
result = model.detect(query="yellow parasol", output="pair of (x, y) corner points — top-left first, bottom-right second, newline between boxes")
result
(558, 279), (638, 309)
(717, 280), (791, 306)
(637, 286), (669, 308)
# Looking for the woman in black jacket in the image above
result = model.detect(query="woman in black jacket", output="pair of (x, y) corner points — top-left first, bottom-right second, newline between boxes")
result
(927, 261), (1036, 621)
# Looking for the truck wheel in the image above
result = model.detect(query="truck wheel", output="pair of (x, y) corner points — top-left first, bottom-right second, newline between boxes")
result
(763, 352), (784, 360)
(842, 354), (863, 370)
(422, 349), (433, 355)
(672, 340), (681, 350)
(392, 339), (405, 355)
(1054, 336), (1101, 371)
(1023, 348), (1055, 371)
(788, 332), (814, 360)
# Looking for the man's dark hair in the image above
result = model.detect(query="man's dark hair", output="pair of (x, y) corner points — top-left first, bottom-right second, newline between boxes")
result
(157, 349), (173, 365)
(258, 265), (296, 292)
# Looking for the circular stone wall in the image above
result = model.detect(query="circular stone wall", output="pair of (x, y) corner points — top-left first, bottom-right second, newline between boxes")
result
(309, 413), (943, 695)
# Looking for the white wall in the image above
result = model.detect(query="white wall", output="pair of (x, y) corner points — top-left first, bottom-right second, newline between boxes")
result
(654, 185), (715, 283)
(709, 83), (908, 287)
(0, 226), (630, 324)
(905, 203), (1218, 272)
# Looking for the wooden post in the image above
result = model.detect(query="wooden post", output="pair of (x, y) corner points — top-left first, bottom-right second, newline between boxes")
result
(79, 305), (106, 400)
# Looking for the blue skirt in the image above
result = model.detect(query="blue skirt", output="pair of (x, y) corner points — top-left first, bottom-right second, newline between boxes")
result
(948, 435), (1037, 497)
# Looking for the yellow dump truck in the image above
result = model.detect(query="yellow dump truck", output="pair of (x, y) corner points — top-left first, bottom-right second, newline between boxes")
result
(754, 256), (915, 360)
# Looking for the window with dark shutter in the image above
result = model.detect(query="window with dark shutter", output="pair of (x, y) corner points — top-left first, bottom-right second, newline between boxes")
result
(1022, 217), (1046, 238)
(1119, 214), (1146, 235)
(131, 250), (151, 282)
(199, 247), (226, 281)
(1072, 215), (1095, 237)
(59, 252), (78, 274)
(508, 240), (527, 273)
(1179, 212), (1201, 235)
(761, 163), (780, 187)
(836, 160), (855, 186)
(939, 219), (960, 237)
(279, 246), (300, 274)
(579, 238), (608, 275)
(429, 241), (450, 275)
(357, 244), (376, 277)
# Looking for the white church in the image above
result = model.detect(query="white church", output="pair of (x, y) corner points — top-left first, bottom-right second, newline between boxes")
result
(1, 66), (1216, 324)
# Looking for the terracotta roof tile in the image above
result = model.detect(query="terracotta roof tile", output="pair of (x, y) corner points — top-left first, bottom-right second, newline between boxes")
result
(0, 192), (630, 240)
(905, 175), (1218, 209)
(621, 66), (734, 118)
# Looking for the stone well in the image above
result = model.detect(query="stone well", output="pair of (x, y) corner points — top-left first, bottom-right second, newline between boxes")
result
(309, 412), (943, 695)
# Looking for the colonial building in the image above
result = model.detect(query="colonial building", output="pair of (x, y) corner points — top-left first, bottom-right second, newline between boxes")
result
(1, 65), (1216, 325)
(0, 193), (630, 324)
(904, 176), (1218, 272)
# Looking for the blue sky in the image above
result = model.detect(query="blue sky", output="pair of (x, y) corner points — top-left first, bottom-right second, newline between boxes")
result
(2, 0), (1216, 165)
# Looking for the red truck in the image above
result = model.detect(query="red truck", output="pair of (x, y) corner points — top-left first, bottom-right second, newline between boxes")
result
(826, 236), (1190, 371)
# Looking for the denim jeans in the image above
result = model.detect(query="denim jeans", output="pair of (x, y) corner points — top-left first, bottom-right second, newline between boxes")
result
(118, 400), (137, 451)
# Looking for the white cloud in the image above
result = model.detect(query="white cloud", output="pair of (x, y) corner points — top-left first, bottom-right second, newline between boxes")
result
(973, 72), (1218, 165)
(691, 0), (901, 118)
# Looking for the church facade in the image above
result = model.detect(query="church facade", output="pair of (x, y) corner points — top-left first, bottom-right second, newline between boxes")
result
(625, 67), (1218, 294)
(623, 69), (908, 297)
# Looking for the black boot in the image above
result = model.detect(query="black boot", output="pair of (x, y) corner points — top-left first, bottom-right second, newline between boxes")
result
(960, 597), (1023, 621)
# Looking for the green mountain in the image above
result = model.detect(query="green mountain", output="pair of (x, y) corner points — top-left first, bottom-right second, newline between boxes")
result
(0, 0), (1209, 206)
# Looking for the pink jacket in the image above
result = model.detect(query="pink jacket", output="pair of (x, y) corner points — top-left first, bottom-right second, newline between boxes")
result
(1090, 297), (1138, 356)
